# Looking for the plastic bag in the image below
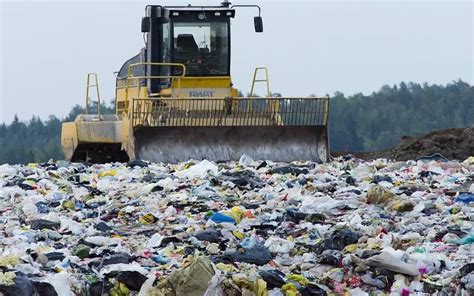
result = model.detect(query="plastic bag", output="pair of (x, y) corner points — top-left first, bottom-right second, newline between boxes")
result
(174, 160), (219, 179)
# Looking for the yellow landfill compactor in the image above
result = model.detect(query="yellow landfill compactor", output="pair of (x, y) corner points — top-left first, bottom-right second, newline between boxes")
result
(61, 1), (330, 163)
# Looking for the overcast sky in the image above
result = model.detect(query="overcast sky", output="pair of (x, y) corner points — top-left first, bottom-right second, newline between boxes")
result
(1, 0), (473, 123)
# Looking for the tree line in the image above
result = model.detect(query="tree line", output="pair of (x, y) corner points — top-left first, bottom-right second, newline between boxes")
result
(329, 80), (473, 151)
(0, 103), (115, 164)
(0, 80), (473, 164)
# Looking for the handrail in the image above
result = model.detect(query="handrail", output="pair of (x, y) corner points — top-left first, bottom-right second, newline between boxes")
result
(250, 67), (271, 97)
(127, 96), (329, 101)
(130, 96), (329, 127)
(85, 73), (101, 117)
(136, 96), (322, 102)
(124, 62), (187, 104)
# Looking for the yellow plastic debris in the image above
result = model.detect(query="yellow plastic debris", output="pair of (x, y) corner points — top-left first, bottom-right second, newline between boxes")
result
(451, 207), (461, 214)
(109, 282), (130, 296)
(287, 274), (309, 286)
(139, 213), (157, 224)
(216, 262), (235, 272)
(463, 156), (474, 165)
(35, 245), (53, 254)
(366, 185), (394, 205)
(0, 271), (16, 286)
(183, 162), (194, 169)
(343, 244), (358, 253)
(232, 274), (269, 296)
(23, 179), (37, 187)
(98, 169), (118, 177)
(233, 230), (245, 240)
(223, 206), (244, 223)
(282, 283), (298, 296)
(256, 278), (269, 296)
(0, 255), (20, 268)
(62, 200), (76, 211)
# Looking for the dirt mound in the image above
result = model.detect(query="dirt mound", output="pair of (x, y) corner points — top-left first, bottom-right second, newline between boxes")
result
(391, 127), (474, 161)
(333, 127), (474, 161)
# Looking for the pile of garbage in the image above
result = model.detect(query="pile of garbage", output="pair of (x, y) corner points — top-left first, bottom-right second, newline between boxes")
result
(0, 155), (473, 296)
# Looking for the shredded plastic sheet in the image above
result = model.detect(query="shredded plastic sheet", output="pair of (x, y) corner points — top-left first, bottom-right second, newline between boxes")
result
(0, 156), (473, 295)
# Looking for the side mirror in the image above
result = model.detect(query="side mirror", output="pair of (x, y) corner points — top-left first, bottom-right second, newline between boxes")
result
(141, 17), (150, 33)
(254, 16), (263, 33)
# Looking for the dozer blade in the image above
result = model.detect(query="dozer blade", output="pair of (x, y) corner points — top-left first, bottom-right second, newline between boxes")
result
(134, 126), (329, 163)
(129, 97), (330, 163)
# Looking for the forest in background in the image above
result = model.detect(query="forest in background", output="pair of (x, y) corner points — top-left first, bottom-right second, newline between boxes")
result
(0, 80), (473, 164)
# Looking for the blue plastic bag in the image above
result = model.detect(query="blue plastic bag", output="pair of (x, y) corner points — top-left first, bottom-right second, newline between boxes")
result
(209, 212), (236, 223)
(455, 193), (474, 204)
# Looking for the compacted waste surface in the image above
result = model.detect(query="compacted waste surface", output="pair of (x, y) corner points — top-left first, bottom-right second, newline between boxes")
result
(0, 155), (473, 295)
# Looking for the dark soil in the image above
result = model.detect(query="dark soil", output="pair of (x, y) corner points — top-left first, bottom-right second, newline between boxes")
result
(332, 127), (474, 161)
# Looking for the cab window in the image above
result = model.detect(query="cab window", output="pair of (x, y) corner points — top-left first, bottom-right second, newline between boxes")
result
(173, 21), (229, 76)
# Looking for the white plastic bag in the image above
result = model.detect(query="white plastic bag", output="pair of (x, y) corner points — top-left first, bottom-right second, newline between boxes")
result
(174, 160), (219, 179)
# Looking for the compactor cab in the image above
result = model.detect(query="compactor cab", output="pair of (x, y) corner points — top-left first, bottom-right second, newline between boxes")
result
(61, 1), (330, 163)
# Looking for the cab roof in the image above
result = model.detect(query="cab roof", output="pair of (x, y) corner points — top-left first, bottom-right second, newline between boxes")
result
(145, 5), (235, 18)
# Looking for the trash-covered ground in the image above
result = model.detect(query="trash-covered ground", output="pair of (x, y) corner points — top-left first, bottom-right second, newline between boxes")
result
(0, 155), (473, 296)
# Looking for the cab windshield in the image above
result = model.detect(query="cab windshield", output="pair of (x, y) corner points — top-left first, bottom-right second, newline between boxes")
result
(172, 21), (229, 76)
